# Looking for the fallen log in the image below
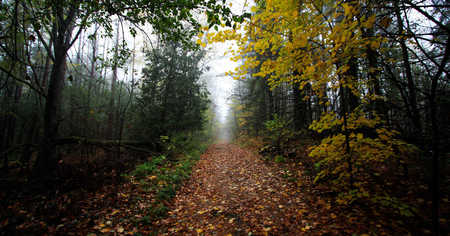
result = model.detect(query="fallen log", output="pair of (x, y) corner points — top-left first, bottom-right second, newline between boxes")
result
(54, 136), (160, 154)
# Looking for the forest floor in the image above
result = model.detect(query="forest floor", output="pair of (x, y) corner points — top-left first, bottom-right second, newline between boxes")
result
(157, 142), (311, 235)
(152, 143), (389, 235)
(1, 142), (441, 235)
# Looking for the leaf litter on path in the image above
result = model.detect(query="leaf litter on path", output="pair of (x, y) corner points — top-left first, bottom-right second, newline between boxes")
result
(156, 143), (325, 235)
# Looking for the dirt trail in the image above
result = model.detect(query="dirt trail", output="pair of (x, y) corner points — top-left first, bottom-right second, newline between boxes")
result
(156, 143), (310, 235)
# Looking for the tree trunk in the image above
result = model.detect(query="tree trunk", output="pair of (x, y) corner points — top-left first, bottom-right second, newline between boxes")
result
(20, 112), (39, 174)
(293, 82), (307, 130)
(429, 36), (449, 236)
(33, 2), (77, 178)
(362, 4), (384, 117)
(107, 21), (120, 140)
(394, 1), (422, 140)
(34, 43), (68, 178)
(86, 25), (98, 137)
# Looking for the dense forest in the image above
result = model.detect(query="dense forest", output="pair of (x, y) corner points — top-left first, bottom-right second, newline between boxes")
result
(0, 0), (449, 235)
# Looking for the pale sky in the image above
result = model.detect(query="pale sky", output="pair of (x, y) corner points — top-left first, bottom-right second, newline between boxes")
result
(202, 0), (252, 125)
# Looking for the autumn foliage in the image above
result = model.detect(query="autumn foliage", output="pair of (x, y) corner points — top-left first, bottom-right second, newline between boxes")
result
(203, 0), (445, 226)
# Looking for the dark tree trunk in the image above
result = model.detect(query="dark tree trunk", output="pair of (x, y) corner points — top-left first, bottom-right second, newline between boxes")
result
(20, 112), (39, 174)
(394, 1), (422, 140)
(429, 37), (449, 236)
(339, 55), (359, 189)
(107, 21), (120, 140)
(267, 80), (274, 118)
(362, 8), (385, 118)
(33, 2), (78, 179)
(293, 82), (307, 130)
(34, 44), (68, 178)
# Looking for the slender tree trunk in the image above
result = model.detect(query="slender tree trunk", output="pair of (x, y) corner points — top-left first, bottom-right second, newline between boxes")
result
(338, 55), (359, 189)
(429, 37), (449, 236)
(20, 111), (39, 174)
(267, 80), (274, 118)
(86, 25), (98, 137)
(362, 4), (384, 117)
(293, 82), (307, 130)
(107, 21), (120, 140)
(394, 1), (422, 139)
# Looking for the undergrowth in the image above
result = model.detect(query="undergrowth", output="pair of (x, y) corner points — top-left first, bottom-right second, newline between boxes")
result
(126, 133), (210, 222)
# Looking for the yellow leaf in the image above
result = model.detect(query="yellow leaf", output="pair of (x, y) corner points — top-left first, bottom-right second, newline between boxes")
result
(301, 225), (312, 231)
(363, 15), (376, 28)
(357, 133), (363, 140)
(111, 209), (120, 216)
(197, 209), (208, 215)
(370, 40), (380, 49)
(298, 209), (307, 215)
(343, 3), (353, 16)
(298, 35), (307, 48)
(196, 229), (203, 233)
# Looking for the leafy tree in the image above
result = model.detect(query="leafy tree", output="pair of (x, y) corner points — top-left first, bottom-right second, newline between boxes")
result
(0, 0), (243, 179)
(207, 0), (449, 227)
(134, 40), (210, 144)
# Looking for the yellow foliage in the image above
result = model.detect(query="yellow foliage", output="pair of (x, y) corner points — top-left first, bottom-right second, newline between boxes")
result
(202, 0), (417, 216)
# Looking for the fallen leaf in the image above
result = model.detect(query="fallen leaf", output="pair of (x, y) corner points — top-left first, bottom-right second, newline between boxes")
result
(111, 209), (120, 216)
(197, 209), (208, 214)
(100, 228), (111, 233)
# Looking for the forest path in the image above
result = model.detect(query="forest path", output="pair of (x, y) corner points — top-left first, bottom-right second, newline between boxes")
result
(156, 143), (310, 235)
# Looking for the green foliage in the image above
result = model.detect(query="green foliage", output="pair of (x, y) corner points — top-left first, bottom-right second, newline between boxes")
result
(274, 155), (286, 163)
(149, 203), (169, 219)
(131, 155), (166, 178)
(371, 195), (417, 217)
(140, 215), (152, 225)
(264, 114), (295, 150)
(129, 131), (211, 221)
(132, 41), (210, 142)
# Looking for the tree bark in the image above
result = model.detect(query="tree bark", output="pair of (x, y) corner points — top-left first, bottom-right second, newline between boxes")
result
(293, 82), (307, 130)
(394, 1), (422, 140)
(33, 3), (77, 179)
(34, 43), (69, 178)
(107, 21), (120, 140)
(429, 37), (449, 236)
